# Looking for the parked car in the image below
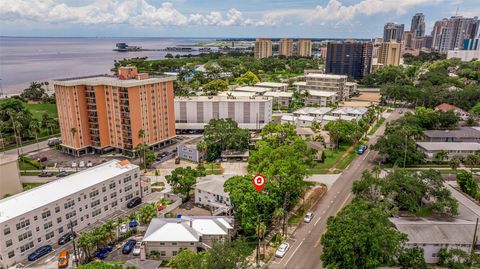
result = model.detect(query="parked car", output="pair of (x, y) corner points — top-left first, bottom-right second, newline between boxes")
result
(57, 250), (69, 268)
(47, 137), (61, 146)
(120, 223), (128, 234)
(275, 243), (290, 258)
(132, 242), (142, 256)
(71, 162), (77, 168)
(79, 161), (85, 168)
(304, 212), (314, 223)
(175, 157), (180, 164)
(37, 157), (48, 162)
(28, 245), (52, 261)
(356, 145), (368, 155)
(58, 231), (75, 245)
(122, 239), (137, 255)
(57, 171), (69, 178)
(38, 171), (53, 177)
(127, 197), (142, 209)
(86, 161), (93, 167)
(129, 220), (138, 228)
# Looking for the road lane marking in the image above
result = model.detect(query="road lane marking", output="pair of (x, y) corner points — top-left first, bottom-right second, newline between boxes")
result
(284, 240), (304, 266)
(314, 216), (322, 226)
(362, 150), (371, 160)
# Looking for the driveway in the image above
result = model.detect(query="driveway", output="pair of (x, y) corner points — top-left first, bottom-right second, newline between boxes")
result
(221, 162), (248, 175)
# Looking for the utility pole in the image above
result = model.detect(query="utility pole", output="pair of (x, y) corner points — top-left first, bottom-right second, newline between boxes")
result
(70, 220), (79, 267)
(470, 218), (478, 268)
(256, 214), (260, 267)
(282, 192), (290, 237)
(403, 133), (408, 168)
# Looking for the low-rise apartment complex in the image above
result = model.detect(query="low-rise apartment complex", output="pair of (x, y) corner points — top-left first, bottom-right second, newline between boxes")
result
(416, 142), (480, 161)
(176, 137), (205, 163)
(423, 127), (480, 142)
(194, 175), (232, 215)
(54, 67), (176, 156)
(264, 91), (293, 109)
(142, 216), (233, 259)
(0, 160), (142, 268)
(294, 73), (349, 103)
(174, 96), (273, 130)
(255, 82), (289, 91)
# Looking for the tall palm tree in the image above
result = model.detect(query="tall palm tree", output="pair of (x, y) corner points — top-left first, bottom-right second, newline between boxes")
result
(449, 156), (461, 171)
(256, 221), (267, 265)
(30, 119), (40, 153)
(465, 154), (480, 174)
(115, 217), (124, 240)
(272, 208), (285, 230)
(138, 129), (146, 168)
(70, 127), (77, 157)
(196, 140), (207, 167)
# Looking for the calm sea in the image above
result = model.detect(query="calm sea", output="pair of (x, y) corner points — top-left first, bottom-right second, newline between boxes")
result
(0, 37), (215, 94)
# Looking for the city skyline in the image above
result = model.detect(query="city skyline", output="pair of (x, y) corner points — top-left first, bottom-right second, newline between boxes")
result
(1, 0), (479, 38)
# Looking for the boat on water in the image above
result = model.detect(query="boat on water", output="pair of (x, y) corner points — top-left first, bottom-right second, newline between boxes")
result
(113, 43), (142, 52)
(162, 47), (193, 52)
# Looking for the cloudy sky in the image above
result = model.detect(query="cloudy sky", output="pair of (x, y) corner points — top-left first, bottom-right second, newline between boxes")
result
(1, 0), (479, 38)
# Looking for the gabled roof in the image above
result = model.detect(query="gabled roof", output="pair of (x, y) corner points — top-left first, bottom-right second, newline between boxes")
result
(195, 175), (233, 196)
(423, 127), (480, 139)
(332, 106), (368, 116)
(416, 142), (480, 151)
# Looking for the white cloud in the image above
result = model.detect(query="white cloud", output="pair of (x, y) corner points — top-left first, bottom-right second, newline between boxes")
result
(0, 0), (250, 27)
(0, 0), (449, 28)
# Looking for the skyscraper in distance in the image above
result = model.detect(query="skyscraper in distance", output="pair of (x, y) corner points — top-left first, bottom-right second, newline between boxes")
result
(411, 13), (426, 37)
(383, 22), (404, 42)
(432, 16), (480, 52)
(254, 38), (273, 58)
(279, 38), (294, 57)
(297, 39), (312, 57)
(378, 41), (401, 66)
(326, 41), (373, 80)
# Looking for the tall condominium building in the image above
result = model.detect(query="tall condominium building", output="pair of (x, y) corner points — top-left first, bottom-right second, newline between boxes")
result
(326, 41), (373, 80)
(0, 160), (144, 268)
(297, 39), (312, 57)
(279, 38), (294, 57)
(463, 38), (480, 50)
(293, 73), (348, 102)
(378, 41), (401, 66)
(432, 16), (480, 52)
(254, 38), (272, 58)
(411, 13), (426, 37)
(54, 67), (176, 156)
(383, 22), (405, 42)
(174, 96), (273, 130)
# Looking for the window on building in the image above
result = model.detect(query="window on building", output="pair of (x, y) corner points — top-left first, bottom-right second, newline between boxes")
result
(64, 200), (75, 209)
(46, 231), (54, 240)
(58, 227), (64, 234)
(111, 192), (117, 199)
(20, 242), (34, 253)
(57, 217), (62, 224)
(34, 216), (38, 221)
(91, 200), (100, 208)
(18, 231), (32, 242)
(160, 251), (166, 257)
(89, 190), (99, 198)
(109, 182), (116, 189)
(172, 251), (178, 256)
(111, 201), (118, 207)
(55, 206), (60, 213)
(102, 186), (106, 192)
(6, 239), (13, 247)
(8, 251), (15, 258)
(44, 221), (53, 230)
(16, 219), (30, 230)
(4, 227), (11, 235)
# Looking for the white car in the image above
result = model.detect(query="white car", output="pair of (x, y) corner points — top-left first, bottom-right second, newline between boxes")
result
(71, 162), (77, 168)
(275, 243), (290, 258)
(120, 224), (128, 234)
(132, 242), (142, 256)
(304, 212), (314, 223)
(86, 161), (93, 167)
(79, 161), (85, 168)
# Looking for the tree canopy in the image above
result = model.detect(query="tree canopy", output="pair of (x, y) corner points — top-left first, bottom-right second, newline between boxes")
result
(203, 118), (250, 161)
(165, 167), (205, 200)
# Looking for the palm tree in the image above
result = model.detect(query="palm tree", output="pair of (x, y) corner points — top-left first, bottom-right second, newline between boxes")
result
(70, 127), (77, 157)
(30, 119), (40, 153)
(434, 150), (449, 163)
(196, 140), (207, 167)
(272, 208), (285, 230)
(449, 156), (461, 171)
(138, 129), (146, 168)
(137, 204), (157, 225)
(256, 221), (267, 265)
(465, 154), (480, 174)
(371, 165), (381, 178)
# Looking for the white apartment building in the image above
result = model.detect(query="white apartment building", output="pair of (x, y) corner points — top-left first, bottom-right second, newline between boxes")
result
(295, 74), (349, 102)
(255, 82), (289, 91)
(194, 175), (232, 216)
(0, 160), (142, 268)
(264, 91), (293, 109)
(232, 86), (269, 95)
(174, 96), (273, 130)
(304, 90), (337, 107)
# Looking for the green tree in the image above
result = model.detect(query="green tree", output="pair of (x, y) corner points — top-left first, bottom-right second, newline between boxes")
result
(470, 102), (480, 117)
(236, 71), (260, 85)
(457, 170), (478, 198)
(202, 79), (229, 95)
(167, 249), (204, 269)
(196, 140), (207, 165)
(20, 81), (47, 101)
(449, 156), (461, 171)
(321, 201), (407, 269)
(398, 247), (428, 269)
(30, 119), (41, 152)
(137, 203), (157, 225)
(138, 129), (146, 167)
(434, 150), (449, 162)
(324, 120), (363, 149)
(464, 153), (480, 173)
(165, 167), (205, 200)
(0, 99), (34, 140)
(203, 118), (250, 161)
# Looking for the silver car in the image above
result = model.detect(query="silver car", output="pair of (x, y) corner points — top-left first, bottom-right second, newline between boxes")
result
(132, 242), (142, 256)
(304, 212), (314, 223)
(275, 243), (290, 258)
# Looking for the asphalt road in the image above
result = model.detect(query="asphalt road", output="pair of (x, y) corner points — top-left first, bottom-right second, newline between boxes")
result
(269, 109), (403, 269)
(2, 140), (50, 156)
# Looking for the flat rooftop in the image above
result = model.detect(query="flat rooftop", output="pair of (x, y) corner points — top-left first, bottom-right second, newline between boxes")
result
(176, 95), (271, 102)
(264, 91), (293, 98)
(423, 127), (480, 139)
(0, 160), (138, 223)
(233, 86), (269, 93)
(255, 82), (288, 87)
(54, 74), (175, 87)
(307, 90), (337, 97)
(305, 73), (348, 79)
(416, 142), (480, 151)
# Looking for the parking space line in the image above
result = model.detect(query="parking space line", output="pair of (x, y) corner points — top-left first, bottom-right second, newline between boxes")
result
(284, 240), (304, 266)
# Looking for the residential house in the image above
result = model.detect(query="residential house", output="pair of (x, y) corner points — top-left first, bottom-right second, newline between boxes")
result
(306, 141), (325, 161)
(331, 107), (368, 121)
(423, 127), (480, 143)
(297, 115), (316, 128)
(177, 137), (205, 163)
(280, 115), (297, 125)
(295, 128), (315, 140)
(142, 216), (233, 259)
(194, 175), (232, 215)
(293, 107), (333, 120)
(435, 103), (470, 120)
(416, 142), (480, 161)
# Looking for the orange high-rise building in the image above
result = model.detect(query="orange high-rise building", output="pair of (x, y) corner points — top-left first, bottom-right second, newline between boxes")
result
(54, 67), (176, 156)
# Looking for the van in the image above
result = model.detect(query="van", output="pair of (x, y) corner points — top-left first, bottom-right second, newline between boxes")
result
(57, 250), (69, 268)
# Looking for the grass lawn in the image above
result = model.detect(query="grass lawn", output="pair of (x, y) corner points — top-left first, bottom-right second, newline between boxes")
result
(368, 118), (385, 135)
(288, 209), (306, 225)
(24, 103), (58, 120)
(312, 144), (350, 170)
(337, 150), (358, 170)
(204, 162), (222, 175)
(18, 160), (39, 170)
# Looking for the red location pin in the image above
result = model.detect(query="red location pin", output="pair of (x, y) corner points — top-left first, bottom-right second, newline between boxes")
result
(252, 174), (266, 192)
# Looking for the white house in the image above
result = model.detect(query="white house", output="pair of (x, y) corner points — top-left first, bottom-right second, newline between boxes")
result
(331, 107), (368, 121)
(194, 175), (233, 216)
